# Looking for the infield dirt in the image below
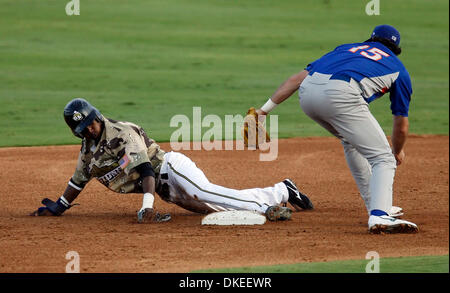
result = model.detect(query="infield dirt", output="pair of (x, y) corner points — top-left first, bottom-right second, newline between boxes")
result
(0, 136), (448, 272)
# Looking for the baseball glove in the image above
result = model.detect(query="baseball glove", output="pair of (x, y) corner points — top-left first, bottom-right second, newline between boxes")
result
(137, 208), (171, 223)
(242, 107), (270, 149)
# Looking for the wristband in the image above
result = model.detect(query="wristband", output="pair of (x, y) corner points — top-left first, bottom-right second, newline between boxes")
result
(58, 195), (71, 208)
(260, 98), (278, 114)
(142, 193), (155, 209)
(46, 196), (70, 216)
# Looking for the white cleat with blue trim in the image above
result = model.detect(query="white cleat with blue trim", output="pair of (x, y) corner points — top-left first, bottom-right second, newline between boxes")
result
(368, 215), (418, 234)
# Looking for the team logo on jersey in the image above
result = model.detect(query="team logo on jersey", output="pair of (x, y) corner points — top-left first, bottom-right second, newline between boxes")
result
(73, 111), (83, 121)
(95, 156), (130, 186)
(97, 166), (122, 186)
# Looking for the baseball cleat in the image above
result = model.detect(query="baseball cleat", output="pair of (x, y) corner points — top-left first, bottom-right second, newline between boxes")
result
(265, 206), (292, 221)
(368, 215), (418, 234)
(388, 206), (404, 218)
(283, 179), (314, 211)
(368, 206), (404, 218)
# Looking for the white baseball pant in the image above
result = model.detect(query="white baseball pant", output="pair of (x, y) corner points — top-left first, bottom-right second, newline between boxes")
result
(157, 151), (289, 214)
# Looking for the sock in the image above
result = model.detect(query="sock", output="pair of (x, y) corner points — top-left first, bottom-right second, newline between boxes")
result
(370, 209), (388, 217)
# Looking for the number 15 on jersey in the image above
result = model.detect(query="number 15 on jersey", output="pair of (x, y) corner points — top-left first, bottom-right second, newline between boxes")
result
(349, 45), (390, 61)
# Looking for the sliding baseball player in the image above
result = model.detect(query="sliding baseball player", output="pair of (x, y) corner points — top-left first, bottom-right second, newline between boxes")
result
(30, 98), (313, 223)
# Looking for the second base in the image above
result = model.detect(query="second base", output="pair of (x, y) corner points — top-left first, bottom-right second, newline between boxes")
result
(201, 210), (266, 226)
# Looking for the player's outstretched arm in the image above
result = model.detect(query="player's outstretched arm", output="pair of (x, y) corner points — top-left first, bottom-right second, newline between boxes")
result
(391, 115), (409, 166)
(30, 184), (81, 216)
(256, 70), (309, 115)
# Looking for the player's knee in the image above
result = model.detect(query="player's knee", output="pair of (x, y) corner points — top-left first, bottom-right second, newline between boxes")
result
(369, 151), (396, 168)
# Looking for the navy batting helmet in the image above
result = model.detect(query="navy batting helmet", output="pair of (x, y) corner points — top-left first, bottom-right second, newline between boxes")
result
(63, 98), (103, 138)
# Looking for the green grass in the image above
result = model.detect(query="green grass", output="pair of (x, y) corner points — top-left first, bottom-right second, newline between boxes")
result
(192, 255), (449, 273)
(0, 0), (448, 146)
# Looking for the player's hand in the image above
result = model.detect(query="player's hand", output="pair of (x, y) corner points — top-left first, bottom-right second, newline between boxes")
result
(255, 108), (267, 116)
(30, 207), (55, 216)
(394, 150), (405, 166)
(137, 208), (171, 223)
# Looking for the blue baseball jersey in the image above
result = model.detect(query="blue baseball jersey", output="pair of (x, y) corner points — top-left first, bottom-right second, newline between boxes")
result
(305, 42), (412, 116)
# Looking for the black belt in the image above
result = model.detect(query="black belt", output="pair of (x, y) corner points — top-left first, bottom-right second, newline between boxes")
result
(329, 73), (352, 82)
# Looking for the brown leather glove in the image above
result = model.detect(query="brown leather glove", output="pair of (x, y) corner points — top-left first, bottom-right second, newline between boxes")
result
(242, 107), (270, 149)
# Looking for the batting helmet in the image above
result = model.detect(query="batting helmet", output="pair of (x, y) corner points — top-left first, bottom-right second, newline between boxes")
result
(63, 98), (103, 138)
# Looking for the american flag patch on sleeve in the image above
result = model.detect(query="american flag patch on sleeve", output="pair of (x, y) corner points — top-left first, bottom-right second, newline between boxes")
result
(119, 154), (130, 169)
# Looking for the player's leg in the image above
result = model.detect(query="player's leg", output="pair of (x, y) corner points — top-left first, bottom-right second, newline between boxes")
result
(332, 108), (396, 215)
(297, 113), (373, 212)
(299, 78), (372, 212)
(300, 81), (401, 216)
(310, 79), (396, 215)
(340, 141), (403, 217)
(341, 139), (372, 212)
(342, 141), (404, 217)
(160, 151), (289, 214)
(299, 76), (416, 232)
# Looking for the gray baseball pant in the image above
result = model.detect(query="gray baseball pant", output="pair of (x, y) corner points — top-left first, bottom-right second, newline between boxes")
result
(298, 72), (396, 215)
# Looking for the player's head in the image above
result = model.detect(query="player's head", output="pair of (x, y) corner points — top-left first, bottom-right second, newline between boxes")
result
(366, 24), (402, 55)
(63, 98), (104, 139)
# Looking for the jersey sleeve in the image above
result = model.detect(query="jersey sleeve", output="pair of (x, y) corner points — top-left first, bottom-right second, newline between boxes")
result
(70, 151), (92, 191)
(114, 127), (151, 175)
(389, 69), (413, 117)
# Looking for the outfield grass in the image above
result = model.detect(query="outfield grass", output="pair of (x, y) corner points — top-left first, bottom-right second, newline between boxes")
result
(192, 255), (449, 273)
(0, 0), (448, 146)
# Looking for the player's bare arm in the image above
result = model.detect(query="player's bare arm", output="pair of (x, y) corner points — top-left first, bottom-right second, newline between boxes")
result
(142, 175), (156, 196)
(256, 70), (309, 115)
(391, 115), (409, 166)
(136, 162), (171, 223)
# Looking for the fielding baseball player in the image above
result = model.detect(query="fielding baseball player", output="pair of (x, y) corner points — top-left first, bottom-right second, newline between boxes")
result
(252, 25), (418, 234)
(30, 98), (313, 222)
